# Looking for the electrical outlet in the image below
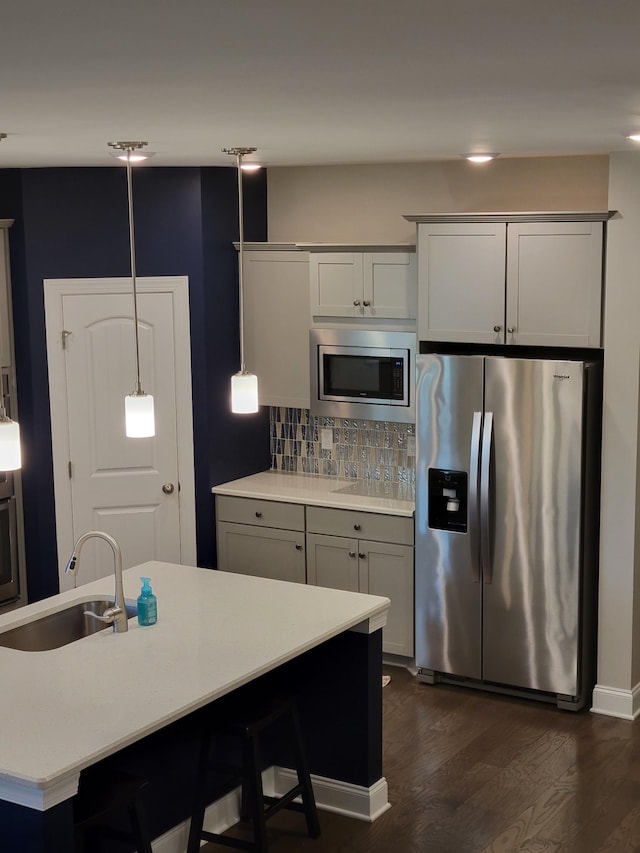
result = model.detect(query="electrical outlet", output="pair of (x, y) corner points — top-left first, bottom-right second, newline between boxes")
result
(321, 428), (334, 450)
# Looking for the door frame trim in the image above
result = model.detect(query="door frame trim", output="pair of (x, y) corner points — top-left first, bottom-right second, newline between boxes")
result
(44, 276), (197, 589)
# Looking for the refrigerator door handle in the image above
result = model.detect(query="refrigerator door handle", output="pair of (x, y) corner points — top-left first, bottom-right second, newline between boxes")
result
(480, 411), (494, 584)
(469, 411), (482, 583)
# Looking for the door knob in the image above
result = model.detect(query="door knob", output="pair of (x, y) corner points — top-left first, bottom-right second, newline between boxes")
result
(162, 482), (175, 495)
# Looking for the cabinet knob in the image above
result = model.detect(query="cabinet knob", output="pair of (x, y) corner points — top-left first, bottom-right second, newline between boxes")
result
(295, 544), (303, 551)
(348, 551), (356, 558)
(507, 326), (516, 334)
(493, 325), (502, 333)
(358, 552), (366, 559)
(353, 523), (361, 531)
(353, 299), (361, 307)
(363, 300), (371, 307)
(255, 511), (262, 518)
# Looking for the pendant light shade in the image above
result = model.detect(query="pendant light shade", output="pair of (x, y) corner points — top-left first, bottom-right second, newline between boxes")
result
(125, 392), (156, 438)
(109, 141), (156, 438)
(0, 416), (21, 471)
(231, 371), (258, 414)
(223, 147), (259, 415)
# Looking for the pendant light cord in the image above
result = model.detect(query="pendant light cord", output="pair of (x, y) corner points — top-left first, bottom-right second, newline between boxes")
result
(236, 151), (246, 375)
(125, 148), (143, 395)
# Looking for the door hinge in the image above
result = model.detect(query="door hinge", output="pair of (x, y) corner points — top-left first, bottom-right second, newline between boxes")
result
(68, 460), (73, 479)
(61, 329), (72, 350)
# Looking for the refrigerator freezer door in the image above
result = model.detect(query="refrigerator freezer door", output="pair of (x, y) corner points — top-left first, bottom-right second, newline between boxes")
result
(415, 354), (484, 679)
(482, 358), (585, 695)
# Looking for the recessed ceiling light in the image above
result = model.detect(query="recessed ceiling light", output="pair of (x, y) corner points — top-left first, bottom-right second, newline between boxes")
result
(626, 134), (640, 143)
(465, 153), (499, 163)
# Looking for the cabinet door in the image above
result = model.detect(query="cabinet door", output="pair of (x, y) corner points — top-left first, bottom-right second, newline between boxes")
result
(243, 250), (311, 408)
(417, 222), (506, 344)
(217, 522), (306, 583)
(506, 221), (603, 347)
(306, 533), (359, 591)
(309, 253), (363, 317)
(363, 252), (416, 319)
(360, 540), (414, 657)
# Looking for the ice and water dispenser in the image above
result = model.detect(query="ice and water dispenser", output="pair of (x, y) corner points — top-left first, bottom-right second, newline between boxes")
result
(428, 469), (468, 533)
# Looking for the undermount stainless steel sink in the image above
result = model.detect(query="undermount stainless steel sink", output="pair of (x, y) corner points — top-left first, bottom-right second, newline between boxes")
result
(0, 599), (138, 652)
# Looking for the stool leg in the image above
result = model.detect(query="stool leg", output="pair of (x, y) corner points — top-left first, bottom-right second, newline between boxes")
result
(290, 706), (321, 838)
(187, 731), (213, 853)
(127, 800), (153, 853)
(245, 732), (269, 853)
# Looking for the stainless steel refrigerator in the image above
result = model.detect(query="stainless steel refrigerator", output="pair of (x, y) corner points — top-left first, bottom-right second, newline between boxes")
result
(415, 353), (602, 710)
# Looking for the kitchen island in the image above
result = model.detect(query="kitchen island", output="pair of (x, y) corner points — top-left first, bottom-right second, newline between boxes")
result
(0, 561), (390, 851)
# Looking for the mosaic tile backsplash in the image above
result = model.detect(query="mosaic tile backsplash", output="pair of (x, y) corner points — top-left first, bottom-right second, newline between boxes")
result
(270, 407), (416, 485)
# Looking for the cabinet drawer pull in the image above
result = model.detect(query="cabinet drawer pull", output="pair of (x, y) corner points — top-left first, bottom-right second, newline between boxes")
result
(358, 552), (366, 559)
(255, 511), (262, 518)
(348, 551), (356, 558)
(353, 523), (361, 531)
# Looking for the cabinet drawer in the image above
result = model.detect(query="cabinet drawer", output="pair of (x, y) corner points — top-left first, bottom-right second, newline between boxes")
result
(216, 496), (305, 531)
(306, 506), (413, 545)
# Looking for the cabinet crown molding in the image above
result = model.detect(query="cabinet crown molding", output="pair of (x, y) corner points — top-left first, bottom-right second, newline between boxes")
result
(295, 243), (415, 252)
(404, 211), (615, 223)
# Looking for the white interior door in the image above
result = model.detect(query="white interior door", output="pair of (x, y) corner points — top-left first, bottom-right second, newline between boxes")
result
(45, 277), (196, 591)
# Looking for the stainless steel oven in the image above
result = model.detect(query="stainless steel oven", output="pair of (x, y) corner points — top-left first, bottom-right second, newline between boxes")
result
(0, 497), (19, 604)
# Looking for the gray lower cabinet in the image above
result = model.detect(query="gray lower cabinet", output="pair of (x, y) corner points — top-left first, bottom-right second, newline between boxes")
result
(306, 506), (414, 658)
(216, 496), (306, 584)
(215, 495), (415, 658)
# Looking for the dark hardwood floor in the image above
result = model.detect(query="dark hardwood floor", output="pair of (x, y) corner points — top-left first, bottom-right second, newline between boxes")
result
(203, 665), (640, 852)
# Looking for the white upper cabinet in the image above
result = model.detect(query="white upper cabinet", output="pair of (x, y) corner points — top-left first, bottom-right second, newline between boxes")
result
(305, 246), (416, 320)
(417, 222), (506, 345)
(242, 245), (311, 409)
(411, 214), (608, 347)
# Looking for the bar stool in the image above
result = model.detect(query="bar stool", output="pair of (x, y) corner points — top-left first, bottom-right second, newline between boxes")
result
(187, 691), (321, 852)
(73, 767), (153, 852)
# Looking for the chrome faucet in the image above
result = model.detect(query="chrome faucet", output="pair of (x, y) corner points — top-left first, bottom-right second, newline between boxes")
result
(65, 531), (129, 634)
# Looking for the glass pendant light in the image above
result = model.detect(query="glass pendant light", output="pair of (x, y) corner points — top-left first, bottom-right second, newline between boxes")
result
(223, 147), (259, 414)
(108, 141), (155, 437)
(0, 408), (20, 471)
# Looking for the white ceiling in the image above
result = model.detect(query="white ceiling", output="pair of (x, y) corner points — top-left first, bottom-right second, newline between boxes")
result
(2, 0), (640, 169)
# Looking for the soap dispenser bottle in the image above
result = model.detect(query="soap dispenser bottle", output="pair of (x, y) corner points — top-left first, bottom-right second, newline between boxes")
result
(137, 577), (158, 626)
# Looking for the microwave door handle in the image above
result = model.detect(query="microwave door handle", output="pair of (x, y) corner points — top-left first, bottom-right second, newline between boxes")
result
(469, 411), (482, 584)
(480, 411), (494, 584)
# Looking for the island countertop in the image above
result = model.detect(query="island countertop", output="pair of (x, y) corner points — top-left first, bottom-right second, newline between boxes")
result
(211, 471), (415, 517)
(0, 561), (389, 810)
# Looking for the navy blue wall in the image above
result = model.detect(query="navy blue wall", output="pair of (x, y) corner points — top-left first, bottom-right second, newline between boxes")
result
(0, 166), (269, 602)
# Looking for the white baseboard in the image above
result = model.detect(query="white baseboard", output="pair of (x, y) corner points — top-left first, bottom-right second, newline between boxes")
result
(273, 766), (390, 822)
(150, 766), (390, 851)
(591, 682), (640, 720)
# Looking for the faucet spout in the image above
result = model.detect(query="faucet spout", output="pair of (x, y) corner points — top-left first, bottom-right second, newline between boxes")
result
(66, 531), (128, 633)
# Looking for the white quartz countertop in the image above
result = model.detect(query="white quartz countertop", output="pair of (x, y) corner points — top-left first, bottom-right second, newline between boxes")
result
(0, 562), (389, 809)
(211, 471), (415, 517)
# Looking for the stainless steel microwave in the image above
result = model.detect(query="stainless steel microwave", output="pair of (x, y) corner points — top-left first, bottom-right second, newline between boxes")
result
(310, 328), (415, 423)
